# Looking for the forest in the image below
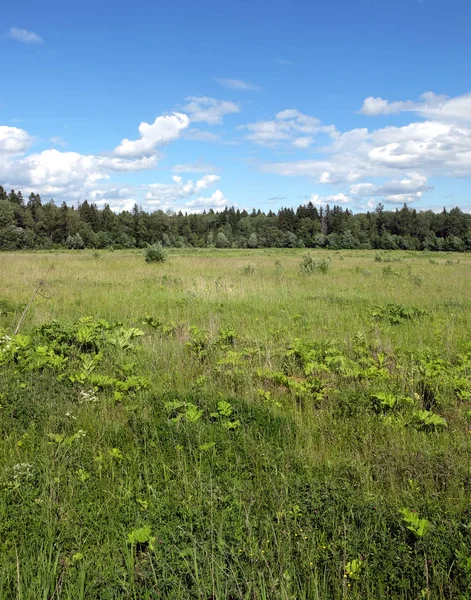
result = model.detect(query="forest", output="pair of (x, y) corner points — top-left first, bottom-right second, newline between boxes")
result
(1, 185), (470, 251)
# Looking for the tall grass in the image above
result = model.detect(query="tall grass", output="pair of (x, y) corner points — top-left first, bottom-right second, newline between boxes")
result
(0, 248), (470, 598)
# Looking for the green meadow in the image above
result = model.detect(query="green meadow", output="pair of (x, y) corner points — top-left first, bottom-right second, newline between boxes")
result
(1, 248), (471, 599)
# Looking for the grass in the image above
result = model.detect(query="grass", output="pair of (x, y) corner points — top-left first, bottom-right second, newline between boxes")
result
(1, 248), (471, 599)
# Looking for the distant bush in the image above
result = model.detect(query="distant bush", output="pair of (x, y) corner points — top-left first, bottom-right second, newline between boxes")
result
(300, 254), (331, 274)
(241, 263), (256, 275)
(66, 233), (84, 250)
(144, 243), (167, 263)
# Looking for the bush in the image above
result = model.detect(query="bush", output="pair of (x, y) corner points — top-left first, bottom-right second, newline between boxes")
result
(66, 233), (84, 250)
(300, 254), (331, 274)
(241, 263), (256, 275)
(144, 243), (167, 263)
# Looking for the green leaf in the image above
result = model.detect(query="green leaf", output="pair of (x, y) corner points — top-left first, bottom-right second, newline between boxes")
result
(217, 400), (233, 417)
(185, 403), (203, 422)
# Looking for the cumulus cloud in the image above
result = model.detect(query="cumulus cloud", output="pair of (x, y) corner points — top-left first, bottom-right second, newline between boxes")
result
(113, 112), (189, 158)
(360, 97), (416, 116)
(0, 149), (154, 196)
(308, 193), (351, 206)
(350, 173), (431, 204)
(260, 91), (471, 209)
(145, 174), (220, 205)
(0, 146), (169, 201)
(217, 78), (260, 91)
(0, 107), (227, 212)
(0, 126), (34, 154)
(243, 109), (330, 147)
(183, 97), (240, 125)
(8, 27), (42, 44)
(183, 189), (229, 211)
(360, 91), (471, 125)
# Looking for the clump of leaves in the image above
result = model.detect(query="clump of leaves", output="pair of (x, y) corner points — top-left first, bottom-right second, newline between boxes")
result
(127, 526), (155, 550)
(217, 327), (237, 346)
(164, 400), (203, 423)
(399, 508), (430, 539)
(345, 558), (363, 581)
(371, 303), (426, 325)
(144, 243), (167, 263)
(142, 315), (162, 328)
(187, 325), (210, 360)
(210, 400), (241, 429)
(411, 409), (447, 432)
(371, 392), (413, 414)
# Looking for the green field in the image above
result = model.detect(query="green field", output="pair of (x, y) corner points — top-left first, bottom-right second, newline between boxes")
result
(1, 249), (471, 599)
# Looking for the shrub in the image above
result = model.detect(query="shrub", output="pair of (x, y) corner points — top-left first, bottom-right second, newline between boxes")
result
(300, 254), (331, 274)
(144, 243), (167, 263)
(241, 263), (256, 275)
(66, 233), (84, 250)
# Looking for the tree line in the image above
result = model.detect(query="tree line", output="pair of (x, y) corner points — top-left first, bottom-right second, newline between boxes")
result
(1, 186), (470, 251)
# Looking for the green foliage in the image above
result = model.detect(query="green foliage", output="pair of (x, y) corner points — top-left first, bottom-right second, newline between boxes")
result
(371, 303), (426, 324)
(411, 409), (448, 431)
(66, 233), (84, 250)
(345, 558), (363, 580)
(144, 242), (167, 263)
(300, 253), (332, 274)
(127, 526), (154, 549)
(400, 508), (430, 538)
(1, 184), (471, 249)
(371, 392), (413, 413)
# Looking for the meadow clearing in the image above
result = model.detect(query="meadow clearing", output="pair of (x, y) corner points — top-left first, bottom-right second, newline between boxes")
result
(1, 248), (471, 599)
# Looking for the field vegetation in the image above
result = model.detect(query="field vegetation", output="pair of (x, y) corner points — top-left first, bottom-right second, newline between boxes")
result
(1, 248), (471, 599)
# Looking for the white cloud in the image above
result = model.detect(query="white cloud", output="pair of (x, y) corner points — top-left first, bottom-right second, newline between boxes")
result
(309, 193), (351, 206)
(217, 79), (260, 91)
(183, 97), (240, 125)
(243, 109), (326, 147)
(360, 91), (471, 126)
(350, 173), (431, 204)
(88, 188), (137, 212)
(8, 27), (42, 44)
(0, 147), (160, 202)
(113, 112), (189, 158)
(261, 92), (471, 198)
(0, 126), (34, 154)
(292, 136), (315, 148)
(360, 97), (416, 116)
(183, 189), (229, 212)
(145, 174), (220, 205)
(0, 109), (226, 212)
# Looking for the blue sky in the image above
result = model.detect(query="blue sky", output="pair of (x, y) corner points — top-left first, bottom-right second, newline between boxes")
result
(1, 0), (471, 213)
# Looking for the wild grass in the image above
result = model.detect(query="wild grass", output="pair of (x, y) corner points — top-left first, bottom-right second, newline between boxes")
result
(1, 248), (471, 599)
